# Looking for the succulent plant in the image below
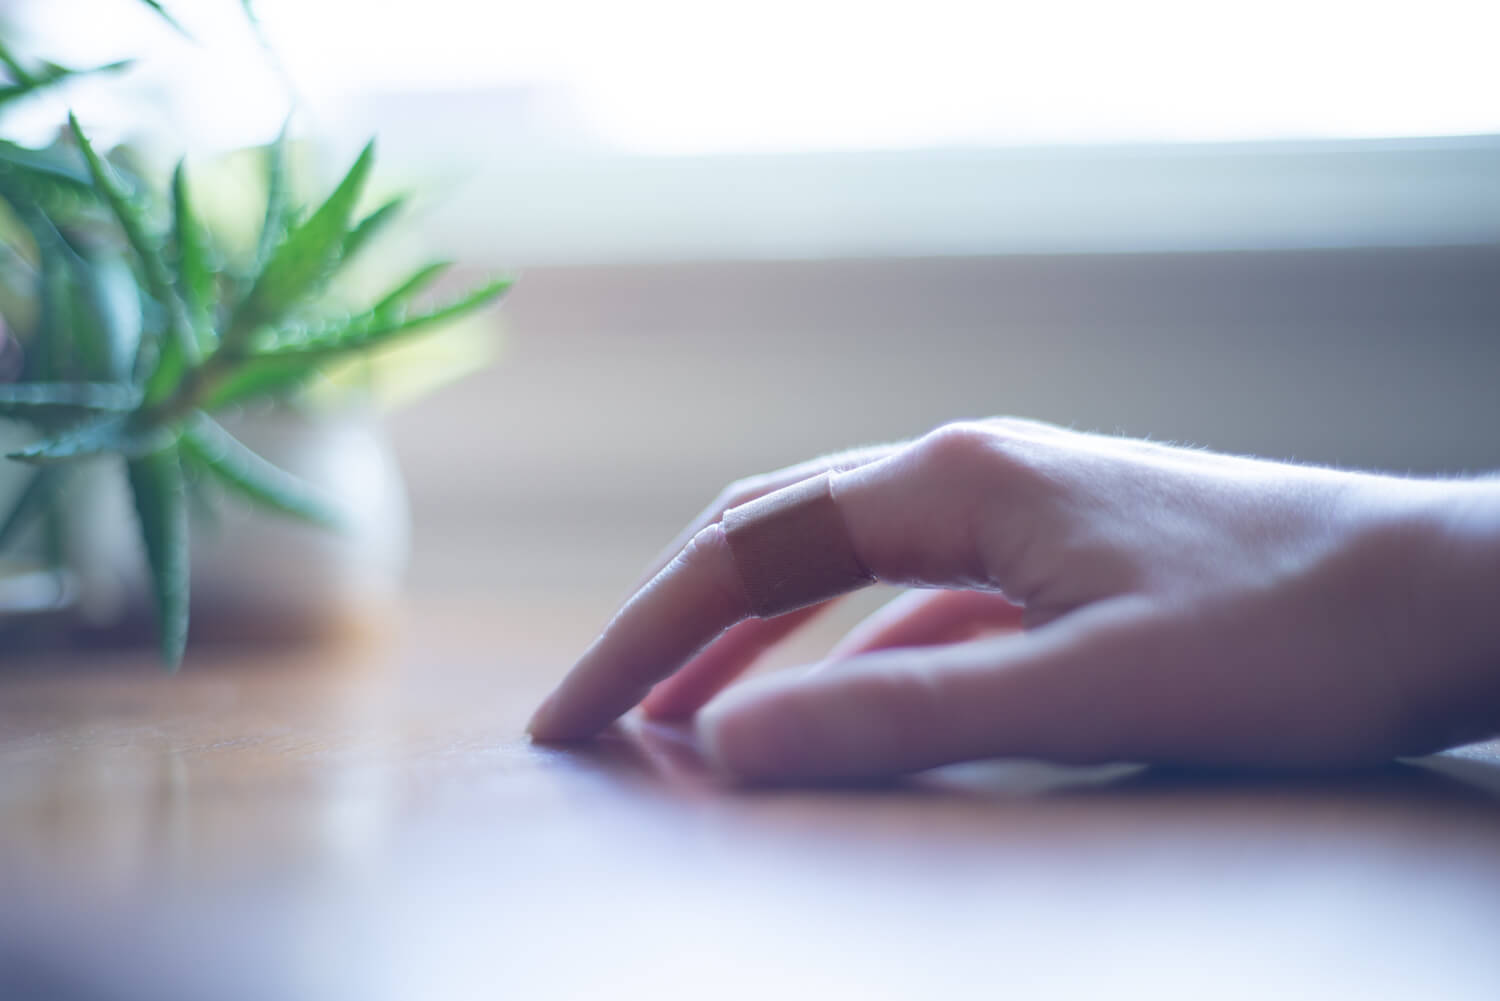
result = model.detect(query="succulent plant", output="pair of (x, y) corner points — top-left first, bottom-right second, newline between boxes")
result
(0, 2), (510, 665)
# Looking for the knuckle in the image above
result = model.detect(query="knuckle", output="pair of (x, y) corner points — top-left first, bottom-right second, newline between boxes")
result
(905, 423), (1054, 591)
(984, 414), (1056, 437)
(916, 421), (999, 473)
(677, 522), (728, 567)
(675, 523), (749, 616)
(914, 421), (1033, 492)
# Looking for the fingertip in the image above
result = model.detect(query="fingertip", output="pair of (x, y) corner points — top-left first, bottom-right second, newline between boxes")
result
(526, 701), (593, 743)
(696, 699), (773, 782)
(639, 687), (694, 722)
(696, 676), (820, 782)
(524, 694), (555, 739)
(525, 692), (594, 742)
(525, 523), (752, 741)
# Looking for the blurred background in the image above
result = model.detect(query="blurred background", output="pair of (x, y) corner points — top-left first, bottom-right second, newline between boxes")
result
(3, 0), (1498, 617)
(4, 9), (1499, 997)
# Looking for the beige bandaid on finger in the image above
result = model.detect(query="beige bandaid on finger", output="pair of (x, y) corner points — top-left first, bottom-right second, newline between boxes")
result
(722, 473), (875, 618)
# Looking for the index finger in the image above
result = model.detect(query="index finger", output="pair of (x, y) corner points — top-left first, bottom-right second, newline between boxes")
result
(528, 525), (751, 740)
(530, 469), (888, 739)
(531, 447), (897, 740)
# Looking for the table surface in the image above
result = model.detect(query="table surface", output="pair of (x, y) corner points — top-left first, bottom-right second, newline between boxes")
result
(3, 597), (1499, 1001)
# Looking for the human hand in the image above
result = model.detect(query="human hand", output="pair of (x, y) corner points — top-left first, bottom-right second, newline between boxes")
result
(528, 419), (1500, 782)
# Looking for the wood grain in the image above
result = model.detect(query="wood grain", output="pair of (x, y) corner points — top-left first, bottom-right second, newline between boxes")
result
(2, 599), (1499, 1001)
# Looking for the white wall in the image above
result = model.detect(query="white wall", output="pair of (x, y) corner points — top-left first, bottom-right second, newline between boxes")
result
(388, 246), (1500, 598)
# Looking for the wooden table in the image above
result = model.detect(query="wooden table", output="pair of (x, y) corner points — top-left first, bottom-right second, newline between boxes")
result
(3, 598), (1499, 1001)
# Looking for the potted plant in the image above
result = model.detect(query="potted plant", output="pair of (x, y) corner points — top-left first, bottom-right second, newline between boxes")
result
(0, 2), (509, 665)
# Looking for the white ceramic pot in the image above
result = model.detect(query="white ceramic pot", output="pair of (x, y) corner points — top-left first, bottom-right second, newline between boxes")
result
(55, 409), (411, 643)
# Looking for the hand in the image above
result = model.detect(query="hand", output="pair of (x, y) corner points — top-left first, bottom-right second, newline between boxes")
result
(528, 419), (1500, 782)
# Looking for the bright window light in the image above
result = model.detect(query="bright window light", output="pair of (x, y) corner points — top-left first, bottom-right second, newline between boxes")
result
(6, 0), (1499, 154)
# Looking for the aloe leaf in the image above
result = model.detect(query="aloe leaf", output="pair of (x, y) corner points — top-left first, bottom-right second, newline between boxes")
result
(371, 260), (450, 316)
(0, 39), (32, 85)
(31, 238), (71, 381)
(0, 141), (107, 230)
(68, 114), (199, 389)
(180, 414), (340, 528)
(209, 267), (500, 406)
(39, 242), (96, 382)
(126, 445), (190, 668)
(199, 354), (324, 411)
(231, 139), (375, 345)
(0, 140), (95, 194)
(253, 120), (291, 275)
(8, 413), (177, 465)
(205, 277), (506, 410)
(77, 249), (145, 382)
(171, 160), (215, 351)
(0, 85), (41, 108)
(0, 382), (140, 421)
(340, 195), (404, 264)
(0, 467), (62, 551)
(257, 277), (512, 362)
(0, 57), (132, 108)
(28, 214), (142, 382)
(141, 330), (190, 406)
(0, 166), (96, 224)
(67, 115), (173, 310)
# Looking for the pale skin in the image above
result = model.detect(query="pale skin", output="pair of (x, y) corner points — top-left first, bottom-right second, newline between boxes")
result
(528, 418), (1500, 783)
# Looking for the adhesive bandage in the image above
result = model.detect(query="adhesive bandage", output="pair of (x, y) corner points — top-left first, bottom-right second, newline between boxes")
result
(722, 473), (876, 618)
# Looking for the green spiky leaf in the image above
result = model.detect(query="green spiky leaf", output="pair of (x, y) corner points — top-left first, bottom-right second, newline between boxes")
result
(127, 445), (190, 668)
(199, 354), (324, 411)
(76, 248), (146, 382)
(199, 277), (508, 409)
(231, 139), (375, 344)
(0, 51), (132, 108)
(67, 115), (175, 317)
(0, 382), (140, 422)
(252, 120), (291, 275)
(8, 413), (177, 464)
(0, 140), (94, 190)
(0, 142), (102, 225)
(68, 114), (199, 393)
(30, 237), (72, 381)
(340, 196), (404, 264)
(180, 414), (341, 528)
(257, 277), (512, 362)
(0, 39), (32, 84)
(171, 160), (215, 351)
(371, 260), (451, 316)
(28, 215), (141, 382)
